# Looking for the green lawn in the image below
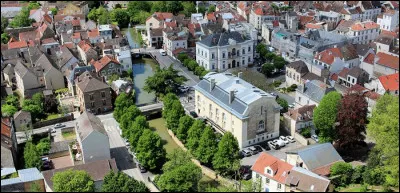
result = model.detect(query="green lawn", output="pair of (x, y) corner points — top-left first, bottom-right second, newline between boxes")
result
(148, 118), (180, 155)
(46, 113), (61, 121)
(62, 131), (76, 140)
(338, 184), (386, 192)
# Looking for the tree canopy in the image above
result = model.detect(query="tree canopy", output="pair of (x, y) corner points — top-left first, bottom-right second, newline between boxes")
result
(101, 171), (149, 192)
(24, 141), (42, 170)
(52, 169), (95, 192)
(186, 119), (206, 152)
(128, 115), (149, 151)
(113, 92), (135, 122)
(176, 115), (194, 143)
(195, 126), (218, 165)
(136, 130), (166, 171)
(313, 91), (342, 143)
(10, 7), (35, 28)
(144, 66), (187, 97)
(212, 132), (240, 176)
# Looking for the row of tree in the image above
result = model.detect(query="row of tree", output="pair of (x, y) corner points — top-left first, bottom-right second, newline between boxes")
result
(162, 93), (241, 178)
(113, 92), (166, 171)
(177, 53), (210, 78)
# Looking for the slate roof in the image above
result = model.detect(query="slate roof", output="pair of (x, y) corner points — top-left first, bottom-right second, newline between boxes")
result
(42, 158), (117, 190)
(297, 80), (335, 103)
(198, 31), (249, 47)
(67, 65), (94, 84)
(354, 43), (372, 57)
(76, 111), (107, 141)
(285, 167), (331, 192)
(49, 139), (74, 154)
(287, 61), (309, 76)
(286, 143), (344, 174)
(13, 110), (31, 122)
(1, 168), (43, 186)
(347, 66), (367, 78)
(76, 71), (109, 93)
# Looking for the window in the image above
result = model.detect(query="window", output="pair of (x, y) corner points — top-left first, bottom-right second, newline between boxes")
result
(258, 120), (265, 131)
(267, 169), (271, 174)
(90, 94), (94, 100)
(242, 48), (245, 54)
(101, 91), (105, 98)
(242, 60), (245, 65)
(215, 108), (219, 122)
(102, 99), (106, 105)
(91, 102), (95, 107)
(277, 184), (282, 189)
(248, 46), (251, 52)
(222, 52), (226, 58)
(212, 53), (215, 59)
(265, 178), (270, 184)
(248, 57), (250, 62)
(222, 113), (226, 128)
(212, 64), (215, 69)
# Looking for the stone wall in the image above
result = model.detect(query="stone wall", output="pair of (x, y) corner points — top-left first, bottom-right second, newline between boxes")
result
(294, 132), (309, 146)
(33, 114), (74, 129)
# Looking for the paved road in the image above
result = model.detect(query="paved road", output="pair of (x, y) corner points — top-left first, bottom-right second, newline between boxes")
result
(16, 120), (77, 144)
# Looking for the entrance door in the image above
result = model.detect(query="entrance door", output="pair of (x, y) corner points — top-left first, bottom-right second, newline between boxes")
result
(232, 60), (236, 68)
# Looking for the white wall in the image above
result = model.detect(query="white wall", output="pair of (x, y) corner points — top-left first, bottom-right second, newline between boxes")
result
(81, 131), (111, 164)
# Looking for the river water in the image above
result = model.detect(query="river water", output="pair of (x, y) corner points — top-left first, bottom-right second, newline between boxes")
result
(122, 28), (156, 105)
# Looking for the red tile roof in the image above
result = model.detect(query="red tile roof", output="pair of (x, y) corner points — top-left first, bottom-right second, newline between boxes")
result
(88, 29), (99, 38)
(312, 161), (342, 176)
(30, 9), (37, 15)
(338, 67), (350, 78)
(376, 52), (399, 70)
(41, 38), (57, 44)
(306, 23), (323, 29)
(72, 32), (80, 39)
(251, 152), (293, 184)
(78, 40), (93, 52)
(381, 30), (398, 38)
(8, 41), (28, 49)
(351, 21), (380, 31)
(378, 73), (399, 92)
(165, 21), (177, 28)
(36, 23), (48, 35)
(363, 53), (375, 64)
(172, 48), (185, 56)
(92, 55), (121, 72)
(298, 16), (314, 27)
(43, 14), (52, 23)
(315, 48), (342, 65)
(1, 117), (12, 138)
(207, 12), (216, 22)
(331, 73), (338, 81)
(19, 31), (38, 41)
(63, 42), (75, 49)
(365, 91), (381, 100)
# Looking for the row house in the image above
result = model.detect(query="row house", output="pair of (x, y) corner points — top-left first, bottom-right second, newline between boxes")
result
(344, 1), (381, 22)
(261, 20), (280, 45)
(336, 66), (369, 88)
(295, 80), (336, 108)
(194, 72), (281, 148)
(75, 71), (113, 114)
(283, 104), (316, 136)
(90, 55), (122, 81)
(313, 44), (360, 74)
(224, 22), (258, 55)
(145, 12), (174, 48)
(366, 73), (399, 96)
(346, 84), (381, 117)
(335, 20), (380, 45)
(66, 65), (94, 96)
(77, 40), (98, 65)
(373, 52), (399, 77)
(270, 29), (300, 59)
(249, 2), (282, 32)
(377, 9), (399, 32)
(285, 60), (325, 87)
(98, 25), (113, 40)
(1, 117), (18, 169)
(374, 32), (399, 57)
(114, 46), (132, 71)
(54, 14), (86, 27)
(162, 27), (189, 57)
(195, 31), (254, 71)
(237, 1), (251, 22)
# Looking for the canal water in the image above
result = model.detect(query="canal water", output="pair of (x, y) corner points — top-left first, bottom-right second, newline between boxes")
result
(122, 28), (156, 105)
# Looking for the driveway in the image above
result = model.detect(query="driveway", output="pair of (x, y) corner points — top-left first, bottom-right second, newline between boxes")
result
(178, 90), (196, 114)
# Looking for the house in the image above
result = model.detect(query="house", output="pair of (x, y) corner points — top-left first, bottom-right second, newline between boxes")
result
(163, 27), (189, 57)
(347, 84), (382, 116)
(295, 80), (336, 107)
(36, 23), (55, 41)
(41, 37), (60, 52)
(77, 40), (98, 65)
(55, 46), (80, 75)
(377, 9), (399, 32)
(249, 2), (281, 32)
(42, 158), (117, 192)
(111, 79), (134, 96)
(251, 152), (294, 192)
(83, 20), (97, 31)
(336, 66), (369, 88)
(194, 72), (281, 148)
(313, 44), (360, 74)
(373, 52), (399, 77)
(360, 53), (375, 79)
(13, 61), (45, 98)
(374, 33), (399, 57)
(13, 110), (32, 132)
(286, 143), (344, 176)
(1, 63), (15, 86)
(66, 65), (94, 96)
(114, 46), (132, 71)
(285, 167), (333, 192)
(98, 25), (113, 40)
(349, 21), (380, 45)
(145, 12), (174, 47)
(195, 31), (254, 71)
(1, 168), (45, 192)
(1, 117), (18, 169)
(365, 73), (399, 96)
(285, 60), (326, 87)
(237, 1), (251, 22)
(62, 2), (83, 15)
(283, 105), (316, 136)
(87, 29), (101, 44)
(75, 111), (111, 163)
(33, 53), (65, 90)
(90, 55), (122, 80)
(54, 14), (85, 26)
(75, 71), (112, 114)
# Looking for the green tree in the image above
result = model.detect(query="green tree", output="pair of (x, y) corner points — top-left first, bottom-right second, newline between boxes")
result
(330, 162), (354, 187)
(151, 1), (168, 12)
(52, 169), (95, 192)
(128, 115), (149, 150)
(22, 100), (44, 122)
(36, 137), (51, 156)
(1, 104), (17, 117)
(195, 126), (217, 165)
(165, 100), (185, 132)
(186, 119), (205, 151)
(1, 16), (9, 33)
(110, 8), (130, 27)
(367, 94), (399, 187)
(113, 93), (135, 122)
(10, 7), (34, 28)
(107, 73), (120, 85)
(144, 65), (187, 97)
(50, 7), (58, 15)
(29, 181), (42, 192)
(119, 105), (142, 136)
(24, 141), (42, 170)
(195, 66), (206, 76)
(183, 58), (191, 67)
(256, 44), (266, 54)
(181, 2), (197, 17)
(6, 94), (19, 108)
(351, 165), (366, 184)
(162, 93), (179, 116)
(32, 93), (44, 107)
(176, 115), (194, 143)
(157, 149), (202, 192)
(212, 132), (240, 176)
(127, 1), (152, 14)
(136, 130), (166, 171)
(261, 63), (274, 75)
(101, 171), (149, 192)
(1, 33), (10, 44)
(177, 53), (189, 62)
(166, 1), (184, 14)
(187, 60), (198, 71)
(313, 91), (342, 143)
(273, 56), (286, 69)
(265, 52), (275, 61)
(276, 98), (288, 113)
(27, 2), (41, 10)
(208, 5), (216, 13)
(198, 6), (207, 15)
(131, 11), (152, 24)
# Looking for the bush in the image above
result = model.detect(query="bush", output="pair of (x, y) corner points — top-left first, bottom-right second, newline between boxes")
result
(351, 165), (365, 184)
(300, 127), (311, 138)
(177, 53), (189, 62)
(272, 80), (282, 88)
(330, 162), (354, 187)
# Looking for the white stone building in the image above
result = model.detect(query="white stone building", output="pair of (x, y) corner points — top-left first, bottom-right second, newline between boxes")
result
(114, 46), (132, 71)
(377, 9), (399, 31)
(162, 27), (188, 57)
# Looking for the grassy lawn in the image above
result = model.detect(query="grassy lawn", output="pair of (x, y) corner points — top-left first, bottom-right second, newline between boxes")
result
(62, 131), (76, 140)
(46, 113), (61, 121)
(230, 69), (274, 92)
(148, 118), (180, 155)
(338, 184), (386, 192)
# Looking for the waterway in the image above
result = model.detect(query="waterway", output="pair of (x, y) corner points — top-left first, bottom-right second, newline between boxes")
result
(122, 28), (156, 105)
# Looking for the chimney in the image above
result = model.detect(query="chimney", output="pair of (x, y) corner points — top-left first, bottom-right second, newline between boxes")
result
(333, 44), (337, 48)
(229, 90), (235, 104)
(318, 54), (321, 60)
(302, 82), (306, 92)
(238, 72), (243, 79)
(324, 77), (327, 83)
(210, 78), (216, 91)
(236, 79), (240, 84)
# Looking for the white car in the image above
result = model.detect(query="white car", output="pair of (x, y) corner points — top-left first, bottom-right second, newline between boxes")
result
(279, 136), (290, 144)
(311, 135), (319, 142)
(288, 103), (295, 108)
(159, 50), (167, 56)
(286, 136), (295, 143)
(54, 123), (66, 129)
(273, 139), (286, 147)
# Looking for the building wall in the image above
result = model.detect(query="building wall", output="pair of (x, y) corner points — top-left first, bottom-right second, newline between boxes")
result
(77, 86), (113, 114)
(285, 68), (302, 86)
(350, 27), (380, 45)
(295, 91), (319, 107)
(44, 68), (65, 90)
(81, 131), (111, 164)
(377, 11), (399, 31)
(252, 172), (287, 192)
(14, 119), (33, 132)
(99, 62), (122, 79)
(374, 64), (398, 76)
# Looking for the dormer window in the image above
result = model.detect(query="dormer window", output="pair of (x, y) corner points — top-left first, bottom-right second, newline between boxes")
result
(267, 169), (271, 174)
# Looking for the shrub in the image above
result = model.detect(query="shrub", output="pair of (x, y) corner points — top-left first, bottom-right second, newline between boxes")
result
(272, 80), (282, 88)
(330, 162), (354, 187)
(300, 127), (311, 138)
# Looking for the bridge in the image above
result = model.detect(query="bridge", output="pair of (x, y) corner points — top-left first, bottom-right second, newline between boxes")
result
(138, 102), (164, 115)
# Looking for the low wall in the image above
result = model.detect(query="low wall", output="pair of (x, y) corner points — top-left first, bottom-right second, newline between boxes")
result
(294, 132), (309, 146)
(61, 127), (74, 133)
(33, 114), (74, 129)
(166, 129), (237, 188)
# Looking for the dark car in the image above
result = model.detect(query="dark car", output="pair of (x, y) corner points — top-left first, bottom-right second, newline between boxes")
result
(261, 143), (271, 151)
(254, 145), (263, 153)
(189, 111), (198, 118)
(138, 164), (147, 173)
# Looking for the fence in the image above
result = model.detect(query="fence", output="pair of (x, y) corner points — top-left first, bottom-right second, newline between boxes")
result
(166, 129), (237, 188)
(33, 114), (74, 129)
(294, 132), (309, 146)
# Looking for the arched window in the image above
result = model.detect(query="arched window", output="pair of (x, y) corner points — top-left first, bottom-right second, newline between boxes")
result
(258, 120), (265, 131)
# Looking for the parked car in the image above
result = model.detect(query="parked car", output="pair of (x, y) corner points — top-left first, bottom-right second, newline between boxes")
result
(248, 147), (258, 155)
(241, 149), (252, 157)
(261, 143), (271, 151)
(279, 136), (290, 144)
(311, 135), (319, 142)
(179, 86), (189, 92)
(189, 111), (198, 118)
(288, 103), (295, 108)
(273, 139), (286, 147)
(268, 141), (280, 150)
(254, 145), (263, 153)
(54, 123), (66, 129)
(159, 49), (167, 56)
(41, 157), (49, 162)
(138, 164), (147, 173)
(286, 136), (295, 143)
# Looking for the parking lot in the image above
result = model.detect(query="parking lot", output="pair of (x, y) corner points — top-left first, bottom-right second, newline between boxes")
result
(178, 89), (196, 114)
(240, 138), (305, 167)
